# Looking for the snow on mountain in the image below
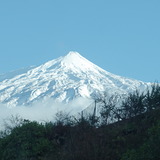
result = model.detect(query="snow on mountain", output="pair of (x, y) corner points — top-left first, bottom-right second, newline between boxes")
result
(0, 66), (36, 82)
(0, 51), (150, 107)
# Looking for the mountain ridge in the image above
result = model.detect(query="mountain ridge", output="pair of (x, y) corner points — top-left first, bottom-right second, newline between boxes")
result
(0, 51), (150, 107)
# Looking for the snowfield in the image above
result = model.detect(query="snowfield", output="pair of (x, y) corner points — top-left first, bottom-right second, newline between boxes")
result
(0, 51), (150, 107)
(0, 51), (152, 127)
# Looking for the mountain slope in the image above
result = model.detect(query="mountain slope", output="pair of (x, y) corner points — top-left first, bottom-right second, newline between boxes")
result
(0, 51), (149, 107)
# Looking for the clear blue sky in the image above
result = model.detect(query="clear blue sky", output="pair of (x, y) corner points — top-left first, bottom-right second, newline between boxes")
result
(0, 0), (160, 82)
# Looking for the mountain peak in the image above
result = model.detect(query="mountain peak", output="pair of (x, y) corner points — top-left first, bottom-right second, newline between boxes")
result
(60, 51), (92, 70)
(62, 51), (83, 62)
(0, 51), (149, 107)
(66, 51), (81, 57)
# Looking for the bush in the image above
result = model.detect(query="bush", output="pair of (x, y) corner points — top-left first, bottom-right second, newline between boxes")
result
(0, 121), (58, 160)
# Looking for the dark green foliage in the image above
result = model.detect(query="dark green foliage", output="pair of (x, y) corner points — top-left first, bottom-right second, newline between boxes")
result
(120, 90), (145, 119)
(121, 119), (160, 160)
(144, 83), (160, 112)
(0, 121), (59, 160)
(0, 84), (160, 160)
(99, 95), (118, 124)
(0, 111), (160, 160)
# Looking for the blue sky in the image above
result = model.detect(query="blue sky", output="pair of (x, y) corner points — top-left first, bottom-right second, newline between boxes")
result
(0, 0), (160, 82)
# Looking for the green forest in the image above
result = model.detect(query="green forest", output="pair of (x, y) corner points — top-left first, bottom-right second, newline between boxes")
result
(0, 84), (160, 160)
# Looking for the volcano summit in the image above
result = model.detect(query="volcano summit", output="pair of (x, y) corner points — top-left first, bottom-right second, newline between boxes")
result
(0, 51), (149, 107)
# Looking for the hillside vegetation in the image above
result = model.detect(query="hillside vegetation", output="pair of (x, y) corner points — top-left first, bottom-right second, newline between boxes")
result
(0, 84), (160, 160)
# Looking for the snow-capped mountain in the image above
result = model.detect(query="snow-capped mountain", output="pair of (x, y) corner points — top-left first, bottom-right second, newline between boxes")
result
(0, 51), (149, 107)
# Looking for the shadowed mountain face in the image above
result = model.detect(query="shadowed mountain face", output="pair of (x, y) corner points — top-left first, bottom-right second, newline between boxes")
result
(0, 51), (149, 107)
